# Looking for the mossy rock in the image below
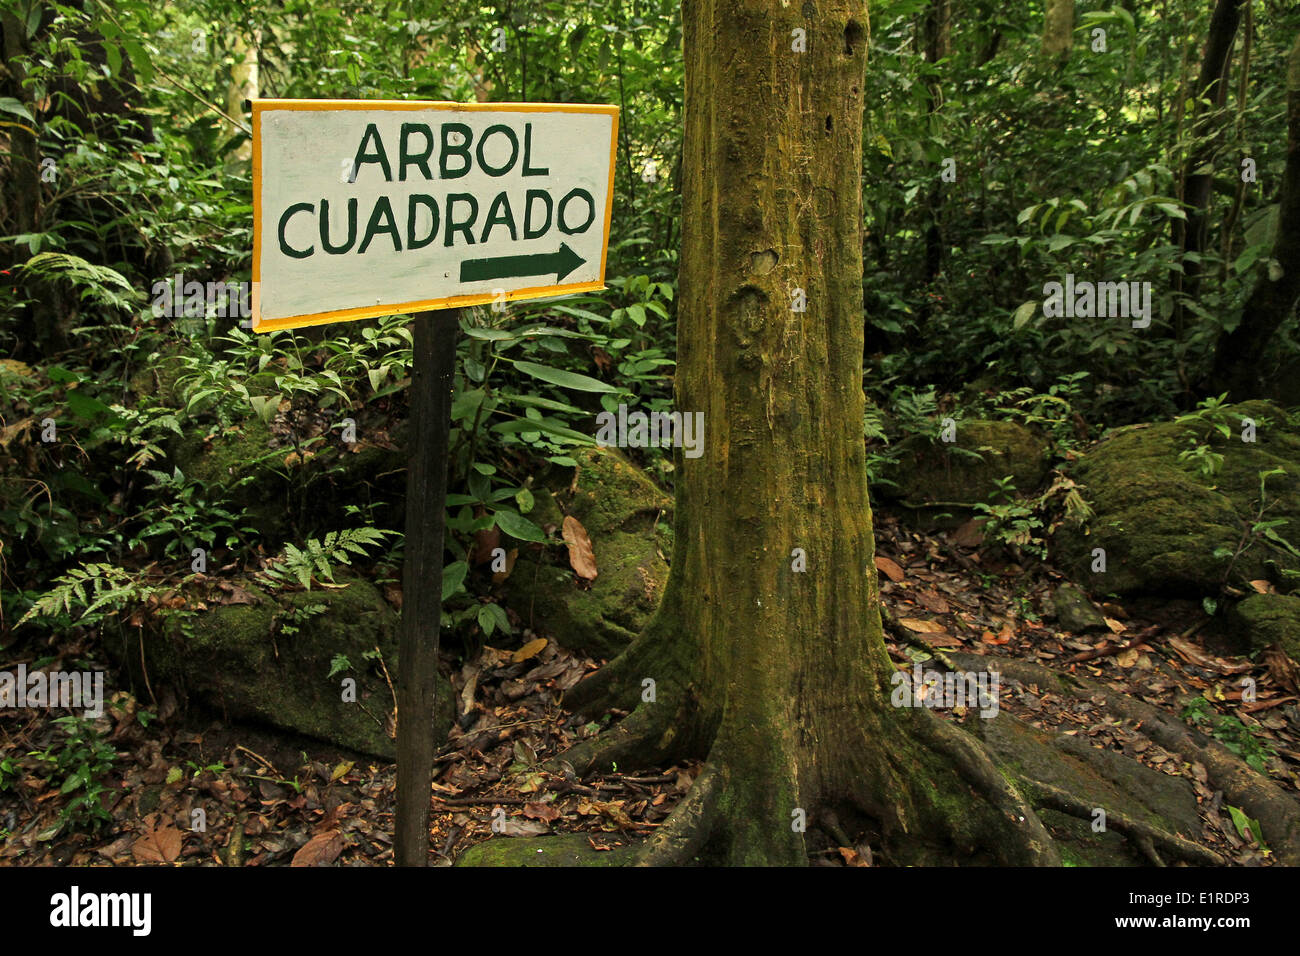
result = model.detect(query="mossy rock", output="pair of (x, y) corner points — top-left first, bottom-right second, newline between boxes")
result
(969, 712), (1200, 865)
(170, 415), (408, 544)
(454, 832), (640, 866)
(1054, 401), (1300, 596)
(121, 573), (452, 759)
(506, 448), (672, 658)
(1230, 593), (1300, 662)
(879, 421), (1051, 508)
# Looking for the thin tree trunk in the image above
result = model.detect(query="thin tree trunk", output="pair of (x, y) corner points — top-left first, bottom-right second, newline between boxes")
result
(1173, 0), (1246, 334)
(1040, 0), (1074, 64)
(1210, 35), (1300, 399)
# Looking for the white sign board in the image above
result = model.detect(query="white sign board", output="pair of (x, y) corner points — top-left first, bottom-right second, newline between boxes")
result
(252, 99), (618, 332)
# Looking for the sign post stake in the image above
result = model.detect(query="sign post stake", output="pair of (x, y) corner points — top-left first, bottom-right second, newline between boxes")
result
(394, 307), (460, 867)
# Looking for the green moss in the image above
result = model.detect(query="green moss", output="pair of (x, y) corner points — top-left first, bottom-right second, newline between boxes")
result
(454, 833), (640, 866)
(135, 573), (452, 758)
(505, 448), (673, 657)
(1231, 593), (1300, 661)
(1055, 401), (1300, 595)
(881, 420), (1050, 506)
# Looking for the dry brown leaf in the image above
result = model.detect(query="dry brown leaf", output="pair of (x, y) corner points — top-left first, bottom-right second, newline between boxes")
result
(920, 632), (963, 648)
(132, 822), (182, 864)
(874, 556), (905, 583)
(522, 801), (561, 822)
(511, 637), (548, 663)
(1104, 617), (1126, 634)
(899, 617), (944, 634)
(1249, 579), (1273, 594)
(291, 830), (344, 867)
(916, 589), (950, 614)
(562, 515), (598, 580)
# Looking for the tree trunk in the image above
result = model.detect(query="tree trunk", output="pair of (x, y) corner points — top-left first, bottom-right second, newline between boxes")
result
(1210, 35), (1300, 399)
(1173, 0), (1246, 335)
(556, 0), (1057, 866)
(1040, 0), (1074, 64)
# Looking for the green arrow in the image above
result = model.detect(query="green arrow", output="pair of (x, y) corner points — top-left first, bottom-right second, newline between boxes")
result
(459, 242), (586, 284)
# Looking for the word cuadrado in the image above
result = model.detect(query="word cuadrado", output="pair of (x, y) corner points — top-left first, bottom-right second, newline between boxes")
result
(151, 274), (252, 319)
(890, 663), (1000, 718)
(595, 404), (705, 459)
(50, 886), (151, 936)
(0, 664), (103, 718)
(1042, 274), (1153, 328)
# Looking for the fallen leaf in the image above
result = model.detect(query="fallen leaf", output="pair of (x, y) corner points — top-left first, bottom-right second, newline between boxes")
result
(292, 830), (344, 866)
(562, 515), (598, 580)
(523, 801), (561, 822)
(950, 519), (984, 549)
(1249, 579), (1273, 594)
(916, 589), (950, 614)
(899, 617), (944, 634)
(512, 637), (548, 663)
(330, 761), (354, 782)
(1116, 648), (1139, 667)
(1104, 617), (1126, 634)
(500, 818), (551, 837)
(874, 556), (905, 583)
(132, 822), (183, 864)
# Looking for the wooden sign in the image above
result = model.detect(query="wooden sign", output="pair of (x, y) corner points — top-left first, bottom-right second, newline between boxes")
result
(251, 99), (619, 332)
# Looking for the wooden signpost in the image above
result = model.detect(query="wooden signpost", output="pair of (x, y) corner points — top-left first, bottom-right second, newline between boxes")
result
(251, 99), (617, 865)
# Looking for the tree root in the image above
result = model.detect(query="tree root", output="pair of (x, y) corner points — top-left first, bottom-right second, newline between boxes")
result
(1025, 778), (1225, 866)
(911, 711), (1063, 865)
(542, 703), (673, 778)
(634, 763), (721, 866)
(949, 652), (1300, 865)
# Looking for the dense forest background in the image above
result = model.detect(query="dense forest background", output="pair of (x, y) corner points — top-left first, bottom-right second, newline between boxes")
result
(3, 0), (1300, 867)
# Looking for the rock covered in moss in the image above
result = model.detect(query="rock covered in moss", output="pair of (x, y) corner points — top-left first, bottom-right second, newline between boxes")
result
(121, 573), (452, 758)
(505, 447), (671, 658)
(878, 420), (1051, 506)
(1230, 593), (1300, 661)
(1051, 583), (1108, 633)
(1054, 401), (1300, 596)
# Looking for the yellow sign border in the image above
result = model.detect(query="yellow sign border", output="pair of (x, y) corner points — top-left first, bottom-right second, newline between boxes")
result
(251, 98), (620, 333)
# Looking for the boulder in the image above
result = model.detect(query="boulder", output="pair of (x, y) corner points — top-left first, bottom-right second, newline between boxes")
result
(1230, 593), (1300, 662)
(118, 573), (452, 758)
(505, 447), (671, 658)
(1054, 401), (1300, 596)
(1051, 583), (1108, 634)
(878, 420), (1051, 508)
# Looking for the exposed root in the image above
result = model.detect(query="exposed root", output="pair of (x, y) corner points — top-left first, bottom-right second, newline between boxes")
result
(951, 652), (1300, 865)
(1027, 778), (1225, 866)
(635, 763), (721, 866)
(542, 704), (672, 778)
(913, 711), (1063, 865)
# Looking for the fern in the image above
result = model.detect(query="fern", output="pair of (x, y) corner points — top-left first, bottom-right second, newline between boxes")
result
(259, 528), (394, 591)
(17, 563), (159, 628)
(16, 253), (143, 313)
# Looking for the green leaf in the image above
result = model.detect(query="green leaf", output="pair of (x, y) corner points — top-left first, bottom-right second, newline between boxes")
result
(0, 97), (34, 123)
(441, 560), (468, 600)
(513, 361), (616, 393)
(494, 509), (547, 543)
(1012, 300), (1038, 330)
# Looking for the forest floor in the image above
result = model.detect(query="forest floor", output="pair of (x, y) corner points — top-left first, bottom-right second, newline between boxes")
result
(3, 511), (1297, 866)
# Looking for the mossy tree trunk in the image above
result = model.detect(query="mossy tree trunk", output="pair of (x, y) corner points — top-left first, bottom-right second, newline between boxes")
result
(557, 0), (1057, 866)
(1040, 0), (1074, 64)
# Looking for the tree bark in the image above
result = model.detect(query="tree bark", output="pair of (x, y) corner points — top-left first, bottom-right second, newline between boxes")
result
(1210, 35), (1300, 399)
(1173, 0), (1246, 335)
(1040, 0), (1074, 64)
(557, 0), (1058, 866)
